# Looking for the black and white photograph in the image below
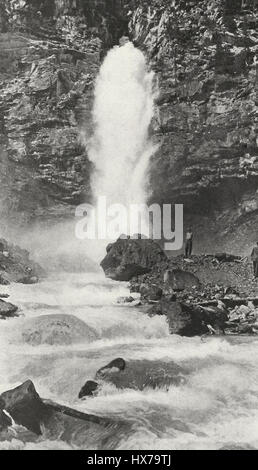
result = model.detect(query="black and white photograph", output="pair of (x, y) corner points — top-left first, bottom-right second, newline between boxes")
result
(0, 0), (258, 455)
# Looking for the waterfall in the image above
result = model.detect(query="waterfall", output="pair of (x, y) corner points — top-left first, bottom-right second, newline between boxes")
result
(88, 41), (156, 236)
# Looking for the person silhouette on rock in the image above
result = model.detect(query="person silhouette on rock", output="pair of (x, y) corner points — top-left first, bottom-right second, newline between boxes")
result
(185, 228), (193, 258)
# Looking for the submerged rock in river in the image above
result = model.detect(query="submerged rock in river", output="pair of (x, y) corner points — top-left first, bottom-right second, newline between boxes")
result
(78, 380), (99, 398)
(101, 236), (167, 281)
(79, 358), (187, 398)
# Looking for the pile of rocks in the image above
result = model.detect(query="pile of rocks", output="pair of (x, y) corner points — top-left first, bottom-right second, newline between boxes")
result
(102, 236), (258, 337)
(226, 302), (258, 335)
(130, 252), (257, 303)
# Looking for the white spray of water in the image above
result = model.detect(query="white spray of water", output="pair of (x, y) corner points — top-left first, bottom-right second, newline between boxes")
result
(88, 42), (156, 235)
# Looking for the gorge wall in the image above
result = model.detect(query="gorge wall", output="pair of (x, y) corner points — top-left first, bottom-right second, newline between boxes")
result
(0, 0), (257, 253)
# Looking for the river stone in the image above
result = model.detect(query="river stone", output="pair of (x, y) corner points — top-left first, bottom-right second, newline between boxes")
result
(0, 410), (12, 431)
(0, 380), (52, 435)
(101, 236), (167, 281)
(78, 380), (99, 398)
(1, 381), (126, 448)
(93, 358), (187, 391)
(149, 298), (228, 336)
(164, 269), (200, 291)
(17, 314), (98, 346)
(0, 299), (18, 318)
(0, 396), (12, 431)
(149, 299), (206, 336)
(140, 283), (163, 301)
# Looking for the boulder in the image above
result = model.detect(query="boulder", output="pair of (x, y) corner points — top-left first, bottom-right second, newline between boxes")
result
(0, 380), (52, 435)
(0, 409), (12, 431)
(116, 296), (135, 304)
(149, 299), (205, 335)
(0, 396), (12, 431)
(16, 314), (98, 346)
(1, 381), (125, 446)
(140, 283), (163, 301)
(97, 358), (126, 377)
(78, 380), (99, 398)
(149, 298), (228, 336)
(0, 293), (9, 298)
(100, 236), (167, 281)
(81, 358), (187, 394)
(0, 299), (18, 318)
(164, 269), (200, 291)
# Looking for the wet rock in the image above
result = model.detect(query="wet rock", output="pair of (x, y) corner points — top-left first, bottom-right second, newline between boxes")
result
(97, 358), (126, 377)
(92, 358), (186, 391)
(101, 236), (167, 281)
(0, 299), (18, 318)
(1, 381), (125, 447)
(150, 298), (228, 336)
(237, 323), (255, 334)
(0, 380), (52, 435)
(164, 269), (200, 292)
(17, 314), (98, 346)
(140, 283), (163, 301)
(150, 299), (206, 336)
(116, 296), (135, 304)
(0, 409), (12, 431)
(0, 396), (12, 431)
(78, 380), (99, 399)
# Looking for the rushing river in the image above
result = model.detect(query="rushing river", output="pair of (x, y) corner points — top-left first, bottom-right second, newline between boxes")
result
(0, 271), (258, 450)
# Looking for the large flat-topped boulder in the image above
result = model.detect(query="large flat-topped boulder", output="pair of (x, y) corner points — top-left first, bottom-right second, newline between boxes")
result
(100, 236), (167, 281)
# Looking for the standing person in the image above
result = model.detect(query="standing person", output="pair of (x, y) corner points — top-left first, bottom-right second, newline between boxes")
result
(185, 227), (193, 258)
(251, 242), (258, 278)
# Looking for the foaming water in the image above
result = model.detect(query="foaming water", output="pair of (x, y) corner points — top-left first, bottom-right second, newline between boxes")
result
(0, 274), (258, 450)
(85, 41), (156, 236)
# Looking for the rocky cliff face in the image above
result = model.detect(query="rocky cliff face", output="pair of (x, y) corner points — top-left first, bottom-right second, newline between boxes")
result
(0, 0), (257, 253)
(0, 0), (129, 227)
(128, 0), (258, 252)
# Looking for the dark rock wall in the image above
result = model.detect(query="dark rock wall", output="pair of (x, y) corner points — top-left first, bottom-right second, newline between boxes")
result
(127, 0), (258, 251)
(0, 1), (257, 252)
(0, 0), (129, 226)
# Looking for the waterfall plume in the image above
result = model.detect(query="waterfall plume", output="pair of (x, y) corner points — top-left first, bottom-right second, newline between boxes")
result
(88, 41), (156, 236)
